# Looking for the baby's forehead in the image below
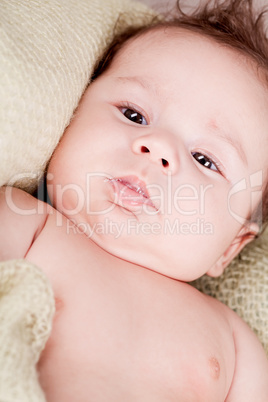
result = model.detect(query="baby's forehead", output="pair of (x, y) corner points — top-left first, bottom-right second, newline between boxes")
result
(116, 26), (221, 54)
(115, 25), (268, 84)
(111, 26), (268, 120)
(110, 26), (263, 89)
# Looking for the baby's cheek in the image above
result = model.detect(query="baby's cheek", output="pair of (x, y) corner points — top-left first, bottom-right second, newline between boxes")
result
(226, 181), (255, 225)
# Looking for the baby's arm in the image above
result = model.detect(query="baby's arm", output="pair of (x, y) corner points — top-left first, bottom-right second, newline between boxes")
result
(0, 186), (49, 260)
(226, 307), (268, 401)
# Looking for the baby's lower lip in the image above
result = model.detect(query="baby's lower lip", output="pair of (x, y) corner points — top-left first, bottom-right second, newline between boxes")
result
(108, 177), (156, 209)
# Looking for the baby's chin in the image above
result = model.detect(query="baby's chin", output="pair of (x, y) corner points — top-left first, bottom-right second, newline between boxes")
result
(54, 208), (206, 282)
(87, 234), (180, 281)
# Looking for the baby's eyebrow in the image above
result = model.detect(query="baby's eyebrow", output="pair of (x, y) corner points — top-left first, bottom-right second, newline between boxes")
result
(208, 120), (248, 166)
(115, 76), (159, 96)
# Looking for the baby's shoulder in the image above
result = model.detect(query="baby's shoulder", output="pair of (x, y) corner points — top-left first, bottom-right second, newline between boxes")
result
(0, 186), (53, 224)
(0, 186), (53, 260)
(0, 185), (51, 210)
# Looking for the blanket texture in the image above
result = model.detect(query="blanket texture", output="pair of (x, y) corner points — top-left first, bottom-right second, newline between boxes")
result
(0, 260), (55, 402)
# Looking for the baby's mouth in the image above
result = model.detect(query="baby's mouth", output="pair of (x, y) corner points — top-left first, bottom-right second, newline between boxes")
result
(107, 176), (157, 210)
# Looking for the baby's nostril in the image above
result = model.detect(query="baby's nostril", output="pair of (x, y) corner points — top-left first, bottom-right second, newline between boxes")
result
(139, 146), (169, 168)
(141, 146), (150, 153)
(162, 158), (169, 168)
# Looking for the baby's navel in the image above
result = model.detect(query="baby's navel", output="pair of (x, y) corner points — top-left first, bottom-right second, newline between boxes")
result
(208, 357), (221, 380)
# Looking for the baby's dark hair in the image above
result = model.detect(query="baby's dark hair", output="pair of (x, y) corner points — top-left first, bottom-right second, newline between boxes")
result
(93, 0), (268, 228)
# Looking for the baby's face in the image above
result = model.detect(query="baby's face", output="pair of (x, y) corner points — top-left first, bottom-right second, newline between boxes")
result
(48, 28), (268, 281)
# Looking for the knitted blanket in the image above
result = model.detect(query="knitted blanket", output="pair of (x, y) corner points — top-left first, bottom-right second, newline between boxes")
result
(0, 260), (55, 402)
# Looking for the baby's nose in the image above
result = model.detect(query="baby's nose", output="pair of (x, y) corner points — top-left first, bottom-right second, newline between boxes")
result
(132, 134), (179, 174)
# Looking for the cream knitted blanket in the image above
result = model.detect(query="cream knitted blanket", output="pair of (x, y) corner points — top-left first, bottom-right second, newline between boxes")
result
(0, 260), (55, 402)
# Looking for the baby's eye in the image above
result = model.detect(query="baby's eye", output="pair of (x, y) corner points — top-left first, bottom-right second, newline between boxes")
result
(192, 152), (219, 172)
(121, 108), (147, 125)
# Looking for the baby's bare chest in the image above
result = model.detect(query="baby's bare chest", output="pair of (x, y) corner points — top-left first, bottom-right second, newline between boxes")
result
(28, 215), (235, 401)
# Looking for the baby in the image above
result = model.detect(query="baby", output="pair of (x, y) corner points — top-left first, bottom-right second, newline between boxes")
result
(1, 0), (268, 400)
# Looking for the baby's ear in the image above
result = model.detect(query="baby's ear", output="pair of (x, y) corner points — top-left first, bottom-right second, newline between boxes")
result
(206, 223), (259, 278)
